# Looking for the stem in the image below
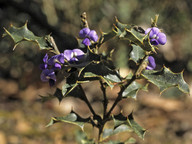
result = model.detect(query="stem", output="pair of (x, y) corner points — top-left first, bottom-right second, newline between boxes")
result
(106, 75), (136, 118)
(98, 125), (104, 142)
(106, 54), (149, 118)
(50, 36), (60, 55)
(78, 85), (96, 116)
(78, 85), (102, 126)
(99, 80), (108, 119)
(80, 12), (89, 28)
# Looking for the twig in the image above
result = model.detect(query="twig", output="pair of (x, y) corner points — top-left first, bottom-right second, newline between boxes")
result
(78, 85), (102, 126)
(105, 54), (149, 118)
(99, 80), (108, 119)
(50, 36), (60, 55)
(80, 12), (89, 28)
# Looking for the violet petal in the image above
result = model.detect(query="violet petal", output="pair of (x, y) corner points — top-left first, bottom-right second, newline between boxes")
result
(79, 27), (90, 38)
(157, 32), (167, 45)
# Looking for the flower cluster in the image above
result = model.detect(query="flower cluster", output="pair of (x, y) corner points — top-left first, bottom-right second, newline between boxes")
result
(145, 27), (167, 45)
(40, 53), (64, 86)
(79, 27), (98, 46)
(40, 49), (85, 86)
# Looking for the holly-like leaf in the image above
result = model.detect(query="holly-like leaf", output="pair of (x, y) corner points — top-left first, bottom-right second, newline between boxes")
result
(142, 67), (190, 94)
(103, 141), (124, 144)
(54, 88), (64, 102)
(122, 81), (147, 99)
(103, 125), (131, 139)
(114, 17), (133, 32)
(129, 45), (145, 64)
(46, 111), (90, 130)
(3, 22), (53, 51)
(79, 61), (121, 88)
(76, 130), (95, 144)
(112, 113), (146, 139)
(98, 30), (117, 47)
(114, 18), (155, 52)
(127, 113), (146, 139)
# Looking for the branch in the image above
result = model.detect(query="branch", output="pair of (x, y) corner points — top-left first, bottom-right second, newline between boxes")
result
(99, 80), (108, 119)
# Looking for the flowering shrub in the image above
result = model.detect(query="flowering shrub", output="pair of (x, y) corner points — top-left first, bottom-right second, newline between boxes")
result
(3, 13), (189, 143)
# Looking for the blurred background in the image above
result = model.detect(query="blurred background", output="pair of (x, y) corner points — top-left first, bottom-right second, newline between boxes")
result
(0, 0), (192, 143)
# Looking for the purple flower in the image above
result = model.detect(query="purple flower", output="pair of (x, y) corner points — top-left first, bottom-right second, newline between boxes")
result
(47, 53), (65, 69)
(40, 54), (48, 70)
(79, 28), (98, 46)
(145, 27), (167, 45)
(64, 49), (85, 63)
(40, 69), (56, 86)
(82, 38), (91, 46)
(79, 28), (90, 38)
(88, 30), (98, 42)
(146, 56), (156, 70)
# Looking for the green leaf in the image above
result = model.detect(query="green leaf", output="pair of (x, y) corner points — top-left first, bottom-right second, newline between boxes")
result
(79, 62), (121, 88)
(125, 137), (136, 144)
(76, 130), (95, 144)
(103, 125), (131, 139)
(3, 22), (52, 50)
(54, 88), (64, 102)
(127, 113), (146, 139)
(122, 81), (147, 99)
(104, 141), (124, 144)
(112, 113), (146, 139)
(142, 67), (190, 94)
(113, 18), (155, 52)
(114, 17), (133, 32)
(130, 45), (145, 64)
(98, 30), (117, 47)
(39, 95), (55, 103)
(46, 111), (90, 130)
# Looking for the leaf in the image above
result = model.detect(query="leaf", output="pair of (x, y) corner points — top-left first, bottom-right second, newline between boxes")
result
(129, 44), (145, 64)
(98, 30), (117, 47)
(46, 111), (90, 130)
(112, 113), (146, 139)
(142, 66), (190, 94)
(76, 130), (95, 144)
(114, 18), (155, 52)
(39, 95), (55, 103)
(54, 88), (64, 102)
(3, 22), (52, 50)
(79, 61), (121, 88)
(114, 17), (133, 32)
(103, 141), (124, 144)
(127, 113), (146, 139)
(125, 137), (136, 144)
(122, 81), (148, 99)
(103, 125), (131, 139)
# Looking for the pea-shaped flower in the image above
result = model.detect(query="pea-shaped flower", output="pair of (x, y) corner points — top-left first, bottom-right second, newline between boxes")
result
(146, 56), (156, 70)
(64, 48), (89, 68)
(64, 49), (85, 63)
(79, 27), (98, 46)
(40, 53), (48, 70)
(48, 53), (65, 69)
(40, 69), (56, 86)
(145, 27), (167, 45)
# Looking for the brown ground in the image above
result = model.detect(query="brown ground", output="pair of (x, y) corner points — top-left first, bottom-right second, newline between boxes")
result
(0, 78), (192, 144)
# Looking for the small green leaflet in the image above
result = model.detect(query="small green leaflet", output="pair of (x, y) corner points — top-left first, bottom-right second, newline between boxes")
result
(122, 81), (148, 99)
(102, 113), (146, 140)
(79, 61), (121, 88)
(97, 30), (117, 47)
(113, 18), (155, 52)
(46, 111), (90, 130)
(129, 44), (145, 64)
(3, 22), (52, 50)
(142, 66), (190, 94)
